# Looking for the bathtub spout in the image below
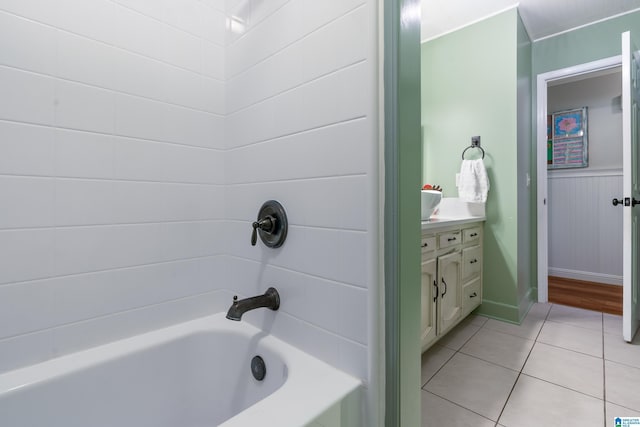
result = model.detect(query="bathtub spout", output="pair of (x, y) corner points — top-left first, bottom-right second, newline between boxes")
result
(226, 287), (280, 321)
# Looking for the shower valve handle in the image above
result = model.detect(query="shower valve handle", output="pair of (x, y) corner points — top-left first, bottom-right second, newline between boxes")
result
(251, 216), (275, 246)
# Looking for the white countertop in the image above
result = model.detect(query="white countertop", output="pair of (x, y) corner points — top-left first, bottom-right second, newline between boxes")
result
(421, 197), (486, 230)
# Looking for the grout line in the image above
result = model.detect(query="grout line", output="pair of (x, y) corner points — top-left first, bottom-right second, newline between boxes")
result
(494, 304), (552, 424)
(420, 345), (457, 389)
(421, 390), (498, 424)
(422, 319), (486, 388)
(533, 340), (604, 360)
(109, 0), (226, 47)
(224, 253), (369, 290)
(544, 317), (605, 333)
(223, 253), (368, 291)
(0, 62), (223, 117)
(269, 310), (368, 348)
(225, 219), (368, 233)
(227, 172), (367, 186)
(225, 115), (368, 152)
(0, 118), (225, 152)
(0, 287), (228, 342)
(0, 254), (225, 290)
(226, 2), (365, 79)
(0, 5), (224, 75)
(226, 114), (369, 150)
(226, 58), (367, 116)
(517, 372), (604, 401)
(0, 218), (225, 233)
(0, 172), (224, 186)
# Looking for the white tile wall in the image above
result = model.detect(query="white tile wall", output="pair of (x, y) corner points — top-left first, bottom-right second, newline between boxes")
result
(0, 1), (226, 372)
(0, 122), (55, 176)
(224, 2), (377, 421)
(0, 2), (380, 424)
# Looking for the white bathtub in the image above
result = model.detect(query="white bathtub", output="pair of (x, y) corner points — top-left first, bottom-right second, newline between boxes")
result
(0, 313), (361, 427)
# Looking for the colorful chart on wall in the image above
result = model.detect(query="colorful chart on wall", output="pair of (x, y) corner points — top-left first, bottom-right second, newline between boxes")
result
(548, 107), (588, 169)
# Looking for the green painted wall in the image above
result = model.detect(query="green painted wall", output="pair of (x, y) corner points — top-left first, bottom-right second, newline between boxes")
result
(529, 10), (640, 298)
(421, 8), (527, 321)
(533, 10), (640, 76)
(516, 13), (533, 318)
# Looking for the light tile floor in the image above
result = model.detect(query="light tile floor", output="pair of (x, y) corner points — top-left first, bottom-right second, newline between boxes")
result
(421, 303), (640, 427)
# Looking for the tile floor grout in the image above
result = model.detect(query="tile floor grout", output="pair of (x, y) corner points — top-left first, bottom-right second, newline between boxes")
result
(422, 390), (497, 425)
(421, 302), (640, 427)
(493, 305), (552, 424)
(420, 318), (485, 387)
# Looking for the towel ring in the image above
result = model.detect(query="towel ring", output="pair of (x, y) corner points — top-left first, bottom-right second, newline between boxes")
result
(461, 145), (485, 160)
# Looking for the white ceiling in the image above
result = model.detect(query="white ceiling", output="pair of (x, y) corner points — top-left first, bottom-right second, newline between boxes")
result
(421, 0), (640, 42)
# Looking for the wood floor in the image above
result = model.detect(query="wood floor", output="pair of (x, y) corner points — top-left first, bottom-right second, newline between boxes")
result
(548, 276), (623, 315)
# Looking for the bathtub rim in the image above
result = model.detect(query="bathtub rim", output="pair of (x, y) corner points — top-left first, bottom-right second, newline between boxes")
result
(0, 312), (361, 427)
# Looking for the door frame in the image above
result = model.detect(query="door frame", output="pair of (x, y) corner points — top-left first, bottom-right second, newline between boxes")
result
(536, 55), (622, 302)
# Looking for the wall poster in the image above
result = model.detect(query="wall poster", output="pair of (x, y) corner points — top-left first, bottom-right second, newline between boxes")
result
(547, 107), (588, 169)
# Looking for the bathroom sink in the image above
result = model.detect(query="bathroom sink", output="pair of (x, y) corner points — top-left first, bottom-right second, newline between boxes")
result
(421, 190), (442, 220)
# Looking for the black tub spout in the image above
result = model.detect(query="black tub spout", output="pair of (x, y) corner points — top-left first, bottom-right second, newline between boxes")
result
(226, 287), (280, 321)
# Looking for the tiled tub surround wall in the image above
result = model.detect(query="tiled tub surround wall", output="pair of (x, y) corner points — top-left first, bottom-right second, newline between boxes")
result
(223, 0), (377, 382)
(0, 0), (380, 420)
(0, 0), (226, 372)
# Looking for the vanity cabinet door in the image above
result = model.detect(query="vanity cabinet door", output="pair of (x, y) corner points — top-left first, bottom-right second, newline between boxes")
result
(437, 251), (462, 335)
(421, 257), (437, 351)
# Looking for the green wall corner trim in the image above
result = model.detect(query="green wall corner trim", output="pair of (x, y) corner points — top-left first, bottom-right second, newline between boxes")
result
(517, 288), (535, 322)
(384, 0), (422, 426)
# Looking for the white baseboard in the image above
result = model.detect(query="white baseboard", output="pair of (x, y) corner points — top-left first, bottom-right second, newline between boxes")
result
(548, 267), (622, 286)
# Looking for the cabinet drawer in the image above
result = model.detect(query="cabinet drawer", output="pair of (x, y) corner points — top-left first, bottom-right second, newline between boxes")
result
(421, 236), (436, 254)
(462, 277), (481, 317)
(438, 231), (461, 249)
(463, 227), (481, 244)
(462, 245), (482, 279)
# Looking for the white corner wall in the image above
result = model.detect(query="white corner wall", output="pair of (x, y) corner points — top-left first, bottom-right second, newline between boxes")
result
(0, 0), (227, 372)
(0, 1), (381, 421)
(223, 1), (379, 422)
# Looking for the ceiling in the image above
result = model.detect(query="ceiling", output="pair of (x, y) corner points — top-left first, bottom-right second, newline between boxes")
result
(421, 0), (640, 42)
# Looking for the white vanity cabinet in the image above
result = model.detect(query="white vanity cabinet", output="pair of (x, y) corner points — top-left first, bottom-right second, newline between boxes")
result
(421, 221), (483, 352)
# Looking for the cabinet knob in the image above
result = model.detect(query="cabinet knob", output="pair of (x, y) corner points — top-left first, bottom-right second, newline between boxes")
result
(470, 292), (477, 298)
(470, 233), (478, 237)
(441, 277), (447, 298)
(470, 259), (478, 264)
(433, 280), (438, 302)
(421, 242), (428, 248)
(447, 237), (457, 242)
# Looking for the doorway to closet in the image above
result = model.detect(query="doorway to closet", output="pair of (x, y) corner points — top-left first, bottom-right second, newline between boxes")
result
(546, 67), (624, 315)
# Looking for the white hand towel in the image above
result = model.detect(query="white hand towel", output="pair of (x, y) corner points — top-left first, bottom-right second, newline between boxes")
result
(457, 159), (490, 203)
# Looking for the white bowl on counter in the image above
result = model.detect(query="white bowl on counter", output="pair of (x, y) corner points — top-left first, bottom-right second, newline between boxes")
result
(421, 190), (442, 221)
